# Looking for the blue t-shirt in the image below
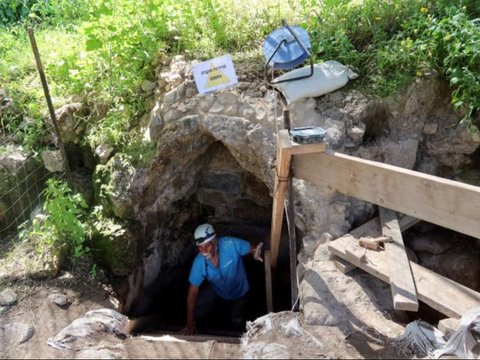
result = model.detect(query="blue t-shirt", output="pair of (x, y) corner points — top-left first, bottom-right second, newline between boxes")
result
(188, 236), (250, 300)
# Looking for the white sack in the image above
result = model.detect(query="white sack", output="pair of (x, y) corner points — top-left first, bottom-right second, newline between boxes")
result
(273, 60), (358, 104)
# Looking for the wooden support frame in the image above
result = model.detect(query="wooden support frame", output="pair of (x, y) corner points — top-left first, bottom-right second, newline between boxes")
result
(328, 217), (480, 318)
(269, 130), (327, 269)
(268, 130), (480, 316)
(294, 151), (480, 239)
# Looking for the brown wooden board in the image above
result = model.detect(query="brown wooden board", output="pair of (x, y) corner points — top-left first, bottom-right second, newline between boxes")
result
(328, 218), (480, 318)
(332, 256), (357, 274)
(379, 207), (419, 312)
(294, 152), (480, 239)
(264, 249), (273, 312)
(269, 130), (327, 269)
(269, 130), (292, 269)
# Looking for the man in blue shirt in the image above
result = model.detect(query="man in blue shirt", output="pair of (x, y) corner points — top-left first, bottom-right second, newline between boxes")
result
(181, 223), (263, 335)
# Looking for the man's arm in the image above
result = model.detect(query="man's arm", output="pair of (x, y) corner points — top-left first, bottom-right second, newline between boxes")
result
(181, 284), (199, 335)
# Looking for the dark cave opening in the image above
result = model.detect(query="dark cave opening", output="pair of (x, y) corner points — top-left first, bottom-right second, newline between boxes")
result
(127, 220), (295, 337)
(125, 142), (296, 336)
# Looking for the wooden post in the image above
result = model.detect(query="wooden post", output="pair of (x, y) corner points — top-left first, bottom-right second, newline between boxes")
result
(27, 28), (70, 176)
(269, 130), (293, 269)
(269, 130), (327, 269)
(267, 130), (327, 312)
(264, 249), (273, 312)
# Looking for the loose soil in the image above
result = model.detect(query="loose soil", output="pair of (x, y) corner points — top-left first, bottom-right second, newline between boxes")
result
(0, 267), (413, 359)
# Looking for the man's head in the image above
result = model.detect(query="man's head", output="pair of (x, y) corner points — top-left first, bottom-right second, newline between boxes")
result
(194, 223), (217, 259)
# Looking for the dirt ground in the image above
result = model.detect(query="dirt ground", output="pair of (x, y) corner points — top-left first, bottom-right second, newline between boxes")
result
(0, 264), (417, 360)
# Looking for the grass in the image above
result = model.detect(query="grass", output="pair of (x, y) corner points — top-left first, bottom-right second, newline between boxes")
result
(1, 0), (479, 279)
(0, 0), (479, 152)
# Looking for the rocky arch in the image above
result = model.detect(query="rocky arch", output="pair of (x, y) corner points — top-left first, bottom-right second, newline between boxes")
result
(125, 113), (279, 318)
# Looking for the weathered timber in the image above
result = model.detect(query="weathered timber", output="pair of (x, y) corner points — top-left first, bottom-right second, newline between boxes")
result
(294, 151), (480, 239)
(269, 130), (326, 269)
(328, 217), (480, 318)
(264, 249), (273, 312)
(269, 131), (292, 269)
(379, 207), (419, 312)
(332, 256), (357, 274)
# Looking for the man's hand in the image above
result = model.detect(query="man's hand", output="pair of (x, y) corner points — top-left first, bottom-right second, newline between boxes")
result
(253, 242), (264, 262)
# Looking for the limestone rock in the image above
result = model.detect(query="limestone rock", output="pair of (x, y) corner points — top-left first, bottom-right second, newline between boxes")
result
(300, 269), (347, 326)
(0, 288), (17, 306)
(146, 101), (163, 141)
(0, 322), (35, 344)
(95, 144), (114, 165)
(94, 153), (138, 219)
(48, 293), (69, 307)
(53, 102), (87, 144)
(90, 217), (137, 277)
(347, 122), (366, 143)
(141, 80), (156, 93)
(409, 232), (453, 255)
(41, 150), (64, 172)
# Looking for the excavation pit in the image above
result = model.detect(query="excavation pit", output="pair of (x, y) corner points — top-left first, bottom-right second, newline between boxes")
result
(123, 141), (296, 336)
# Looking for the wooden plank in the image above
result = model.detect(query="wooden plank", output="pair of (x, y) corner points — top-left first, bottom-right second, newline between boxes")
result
(294, 152), (480, 239)
(397, 215), (420, 230)
(264, 249), (273, 312)
(287, 142), (327, 156)
(269, 130), (292, 269)
(345, 241), (367, 262)
(332, 256), (356, 274)
(379, 207), (419, 312)
(327, 218), (480, 318)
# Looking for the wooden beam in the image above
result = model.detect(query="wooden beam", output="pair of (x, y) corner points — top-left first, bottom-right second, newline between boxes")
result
(269, 130), (292, 269)
(397, 215), (420, 230)
(264, 249), (273, 312)
(332, 256), (357, 274)
(294, 151), (480, 239)
(379, 207), (419, 311)
(269, 130), (327, 269)
(327, 217), (480, 318)
(332, 214), (419, 274)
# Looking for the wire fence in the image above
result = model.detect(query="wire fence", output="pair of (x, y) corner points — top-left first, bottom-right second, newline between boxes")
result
(0, 99), (60, 241)
(0, 28), (68, 242)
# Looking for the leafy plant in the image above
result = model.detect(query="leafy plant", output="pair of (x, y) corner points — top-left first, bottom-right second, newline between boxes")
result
(27, 178), (89, 258)
(426, 8), (480, 122)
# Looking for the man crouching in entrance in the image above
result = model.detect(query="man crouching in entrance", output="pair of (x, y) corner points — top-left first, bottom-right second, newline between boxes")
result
(181, 223), (264, 335)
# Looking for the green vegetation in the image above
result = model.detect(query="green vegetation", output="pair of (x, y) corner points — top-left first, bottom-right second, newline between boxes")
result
(1, 0), (479, 273)
(20, 178), (88, 260)
(1, 0), (479, 153)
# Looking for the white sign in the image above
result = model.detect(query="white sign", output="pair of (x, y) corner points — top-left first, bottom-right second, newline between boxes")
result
(192, 54), (238, 95)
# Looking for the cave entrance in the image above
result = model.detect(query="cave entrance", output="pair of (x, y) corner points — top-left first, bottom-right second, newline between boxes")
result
(128, 142), (297, 336)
